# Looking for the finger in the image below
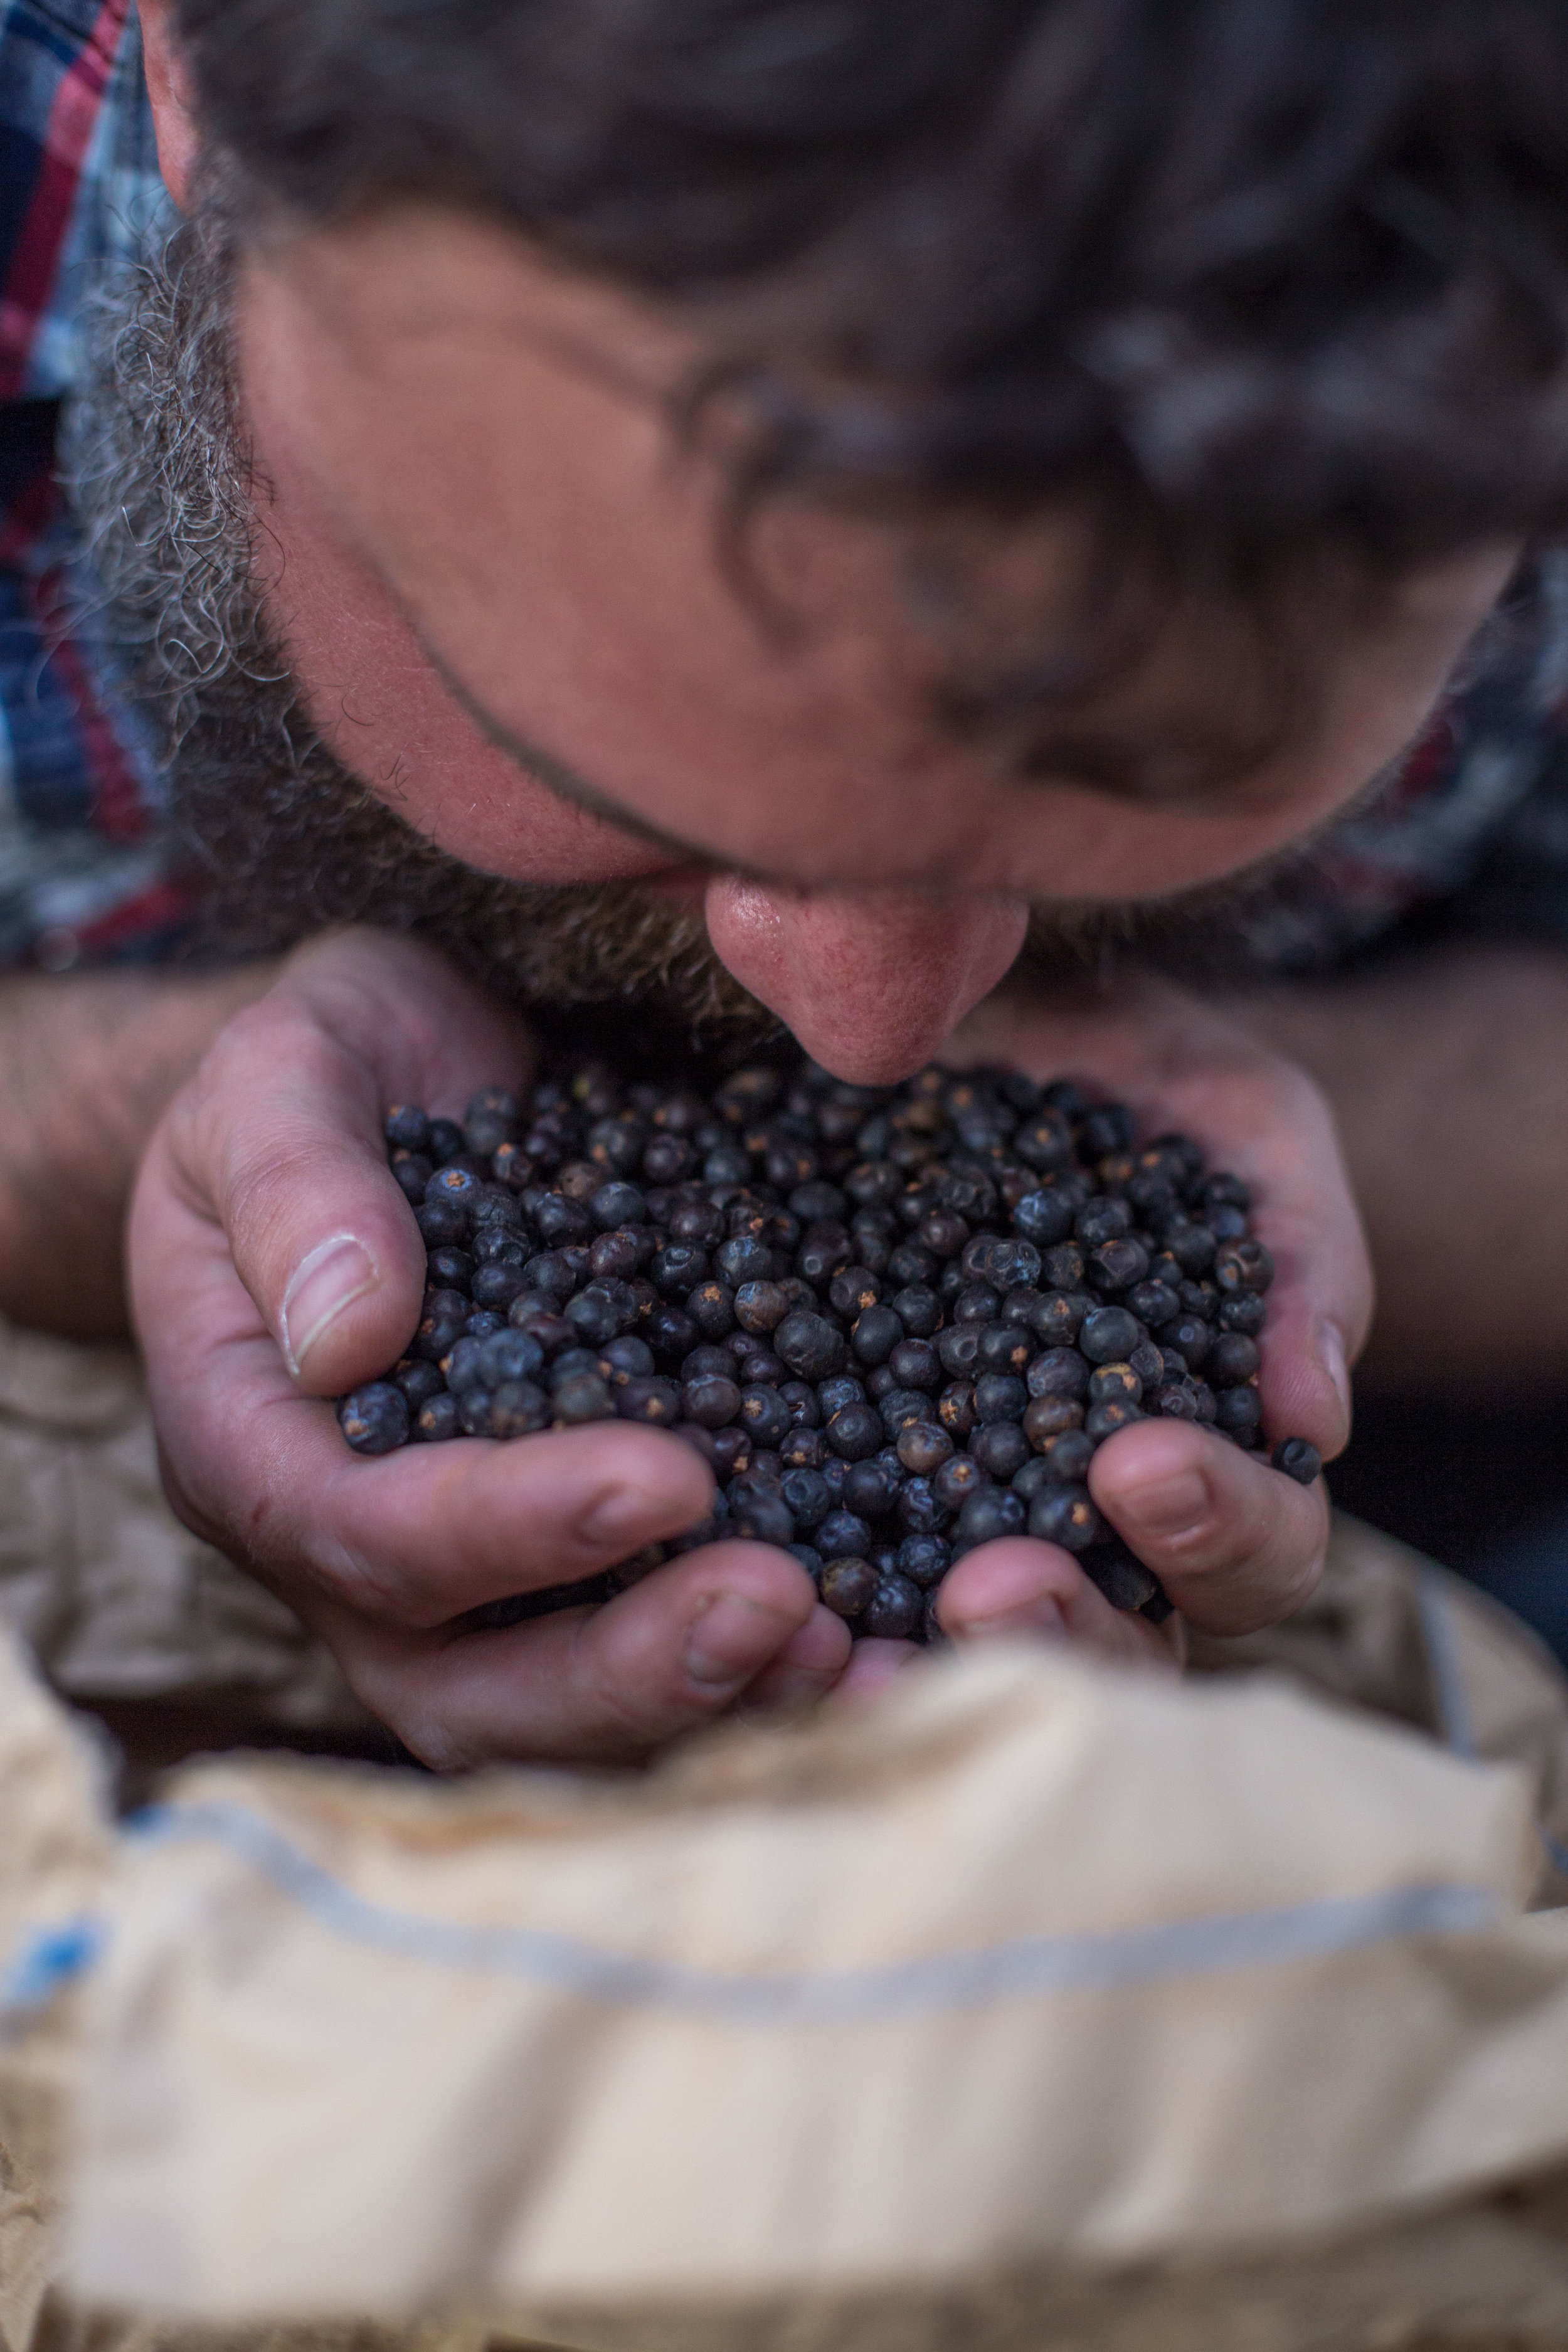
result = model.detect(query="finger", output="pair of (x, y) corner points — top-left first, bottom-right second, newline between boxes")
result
(952, 978), (1372, 1459)
(164, 930), (530, 1399)
(320, 1542), (822, 1768)
(150, 1321), (716, 1627)
(739, 1604), (854, 1713)
(825, 1636), (928, 1705)
(935, 1537), (1182, 1670)
(1089, 1416), (1329, 1635)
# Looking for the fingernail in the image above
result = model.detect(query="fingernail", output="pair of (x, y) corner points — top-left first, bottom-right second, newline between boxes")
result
(279, 1234), (378, 1375)
(1115, 1468), (1209, 1539)
(1318, 1322), (1351, 1419)
(685, 1591), (797, 1687)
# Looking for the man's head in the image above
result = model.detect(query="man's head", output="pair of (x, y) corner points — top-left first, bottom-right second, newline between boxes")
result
(102, 0), (1568, 1075)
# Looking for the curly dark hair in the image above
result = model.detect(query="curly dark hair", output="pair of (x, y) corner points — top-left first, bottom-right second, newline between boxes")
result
(176, 0), (1568, 778)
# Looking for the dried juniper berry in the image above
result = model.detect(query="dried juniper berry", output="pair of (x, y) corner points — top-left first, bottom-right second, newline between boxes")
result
(933, 1454), (988, 1514)
(1022, 1394), (1086, 1449)
(843, 1458), (900, 1521)
(491, 1382), (551, 1438)
(897, 1419), (953, 1476)
(394, 1360), (445, 1409)
(1218, 1290), (1268, 1337)
(1079, 1306), (1142, 1364)
(339, 1384), (410, 1456)
(414, 1391), (460, 1444)
(866, 1574), (924, 1640)
(1209, 1332), (1262, 1385)
(938, 1380), (978, 1437)
(972, 1421), (1031, 1481)
(344, 1060), (1323, 1638)
(729, 1489), (796, 1547)
(821, 1559), (877, 1618)
(1213, 1383), (1263, 1434)
(1273, 1437), (1323, 1485)
(826, 1401), (885, 1461)
(896, 1534), (951, 1588)
(955, 1487), (1026, 1549)
(1027, 1348), (1090, 1401)
(1027, 1485), (1100, 1552)
(739, 1385), (793, 1449)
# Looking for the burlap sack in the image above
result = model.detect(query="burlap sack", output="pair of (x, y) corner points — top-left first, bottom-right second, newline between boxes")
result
(9, 1302), (1568, 2350)
(0, 1316), (360, 1737)
(7, 1606), (1568, 2351)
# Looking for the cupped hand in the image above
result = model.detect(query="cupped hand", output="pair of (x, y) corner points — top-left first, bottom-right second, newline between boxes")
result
(932, 973), (1371, 1657)
(129, 928), (854, 1769)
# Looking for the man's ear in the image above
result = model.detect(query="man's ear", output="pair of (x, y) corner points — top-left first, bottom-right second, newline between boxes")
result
(139, 0), (200, 214)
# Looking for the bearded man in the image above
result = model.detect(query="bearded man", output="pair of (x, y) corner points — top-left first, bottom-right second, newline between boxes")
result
(1, 0), (1565, 1767)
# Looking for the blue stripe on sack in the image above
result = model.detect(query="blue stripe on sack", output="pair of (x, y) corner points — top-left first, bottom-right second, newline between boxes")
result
(0, 1912), (105, 2028)
(127, 1799), (1503, 2026)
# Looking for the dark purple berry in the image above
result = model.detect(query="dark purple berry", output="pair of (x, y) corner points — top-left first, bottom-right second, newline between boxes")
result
(1027, 1485), (1100, 1552)
(1079, 1306), (1142, 1364)
(1026, 1347), (1090, 1401)
(339, 1384), (410, 1455)
(385, 1104), (431, 1153)
(616, 1377), (682, 1427)
(490, 1381), (551, 1438)
(971, 1421), (1030, 1481)
(866, 1574), (924, 1640)
(827, 1402), (885, 1461)
(1214, 1382), (1263, 1433)
(973, 1371), (1027, 1424)
(553, 1371), (616, 1425)
(820, 1560), (877, 1619)
(955, 1487), (1025, 1547)
(1084, 1399), (1142, 1441)
(897, 1419), (953, 1475)
(1215, 1238), (1274, 1294)
(729, 1490), (796, 1547)
(739, 1385), (793, 1449)
(896, 1534), (951, 1588)
(781, 1466), (833, 1530)
(775, 1311), (848, 1382)
(1273, 1437), (1323, 1485)
(1218, 1291), (1268, 1337)
(1210, 1332), (1262, 1385)
(977, 1322), (1033, 1376)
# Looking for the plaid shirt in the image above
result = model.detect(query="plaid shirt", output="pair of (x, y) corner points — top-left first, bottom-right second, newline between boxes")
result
(0, 0), (188, 971)
(3, 0), (1568, 980)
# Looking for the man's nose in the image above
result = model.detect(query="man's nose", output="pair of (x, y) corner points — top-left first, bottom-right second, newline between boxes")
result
(703, 877), (1030, 1084)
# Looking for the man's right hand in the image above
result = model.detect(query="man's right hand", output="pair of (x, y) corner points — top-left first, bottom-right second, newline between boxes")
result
(129, 928), (854, 1769)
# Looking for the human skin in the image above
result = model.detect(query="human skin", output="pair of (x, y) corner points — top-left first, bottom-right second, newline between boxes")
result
(93, 6), (1520, 1763)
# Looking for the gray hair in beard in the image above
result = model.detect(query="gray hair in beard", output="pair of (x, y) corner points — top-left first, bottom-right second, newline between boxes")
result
(60, 208), (1369, 1044)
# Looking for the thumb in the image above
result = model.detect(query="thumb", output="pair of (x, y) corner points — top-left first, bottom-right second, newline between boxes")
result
(162, 935), (529, 1399)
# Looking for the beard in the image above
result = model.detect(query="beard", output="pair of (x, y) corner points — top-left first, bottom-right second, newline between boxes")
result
(60, 210), (1374, 1066)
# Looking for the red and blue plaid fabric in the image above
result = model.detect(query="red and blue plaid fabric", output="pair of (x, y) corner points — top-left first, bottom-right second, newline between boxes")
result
(0, 0), (191, 970)
(1, 1), (1568, 978)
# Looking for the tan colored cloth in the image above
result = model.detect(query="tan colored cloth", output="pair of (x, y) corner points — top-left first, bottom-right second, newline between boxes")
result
(8, 1316), (1568, 2347)
(1, 1631), (112, 2352)
(6, 1628), (1559, 2345)
(1189, 1515), (1568, 1909)
(0, 1315), (362, 1734)
(8, 1603), (1568, 2345)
